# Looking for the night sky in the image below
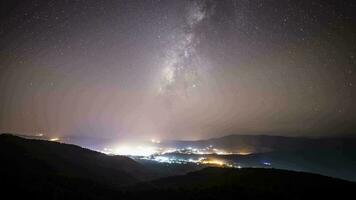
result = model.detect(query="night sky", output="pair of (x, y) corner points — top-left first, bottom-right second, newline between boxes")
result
(0, 0), (355, 140)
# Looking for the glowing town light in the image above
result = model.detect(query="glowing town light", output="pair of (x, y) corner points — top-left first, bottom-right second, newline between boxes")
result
(113, 145), (157, 156)
(236, 151), (252, 155)
(153, 156), (170, 163)
(263, 162), (271, 166)
(101, 148), (115, 155)
(161, 148), (178, 154)
(49, 137), (59, 142)
(213, 149), (233, 155)
(201, 158), (225, 166)
(151, 139), (161, 144)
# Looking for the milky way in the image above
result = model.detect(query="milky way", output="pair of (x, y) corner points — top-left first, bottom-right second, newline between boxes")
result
(159, 0), (214, 100)
(0, 0), (355, 139)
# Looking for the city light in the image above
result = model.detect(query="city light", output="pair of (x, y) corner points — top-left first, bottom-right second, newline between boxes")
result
(236, 150), (252, 155)
(151, 139), (161, 144)
(102, 144), (158, 156)
(200, 158), (225, 166)
(263, 162), (272, 166)
(49, 137), (60, 142)
(99, 142), (254, 169)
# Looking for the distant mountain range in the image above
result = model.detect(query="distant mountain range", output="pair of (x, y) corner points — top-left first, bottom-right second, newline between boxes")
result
(1, 133), (356, 199)
(163, 134), (356, 182)
(163, 134), (356, 153)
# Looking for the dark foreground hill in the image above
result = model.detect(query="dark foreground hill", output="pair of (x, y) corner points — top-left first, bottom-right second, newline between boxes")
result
(0, 134), (155, 188)
(127, 167), (356, 200)
(1, 134), (355, 200)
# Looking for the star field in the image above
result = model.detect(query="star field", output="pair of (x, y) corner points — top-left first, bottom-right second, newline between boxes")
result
(0, 0), (355, 139)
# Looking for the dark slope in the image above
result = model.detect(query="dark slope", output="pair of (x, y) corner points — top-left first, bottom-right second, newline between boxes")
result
(0, 134), (155, 189)
(127, 167), (356, 200)
(1, 133), (356, 200)
(234, 149), (356, 182)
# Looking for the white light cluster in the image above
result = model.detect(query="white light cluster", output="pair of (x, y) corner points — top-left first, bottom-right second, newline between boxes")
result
(151, 139), (161, 144)
(101, 145), (158, 157)
(49, 137), (60, 142)
(171, 146), (235, 155)
(101, 142), (250, 157)
(100, 142), (250, 169)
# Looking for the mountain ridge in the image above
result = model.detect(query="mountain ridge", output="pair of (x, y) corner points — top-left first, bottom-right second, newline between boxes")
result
(1, 133), (356, 199)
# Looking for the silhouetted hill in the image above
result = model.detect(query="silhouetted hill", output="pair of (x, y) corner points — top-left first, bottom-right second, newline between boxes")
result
(0, 134), (155, 188)
(127, 167), (356, 200)
(1, 134), (356, 200)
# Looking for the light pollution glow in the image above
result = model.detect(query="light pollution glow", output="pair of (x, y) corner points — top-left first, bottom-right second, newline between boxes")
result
(1, 0), (355, 142)
(98, 139), (250, 169)
(100, 142), (250, 157)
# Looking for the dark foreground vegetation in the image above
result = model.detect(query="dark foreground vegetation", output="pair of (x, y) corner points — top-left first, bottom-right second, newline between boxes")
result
(1, 134), (355, 200)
